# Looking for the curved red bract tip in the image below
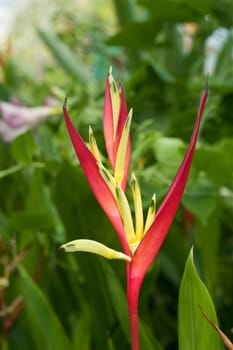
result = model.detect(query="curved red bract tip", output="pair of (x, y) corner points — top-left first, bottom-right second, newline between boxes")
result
(130, 87), (208, 282)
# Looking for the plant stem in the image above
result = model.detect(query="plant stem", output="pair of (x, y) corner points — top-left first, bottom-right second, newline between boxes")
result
(127, 272), (142, 350)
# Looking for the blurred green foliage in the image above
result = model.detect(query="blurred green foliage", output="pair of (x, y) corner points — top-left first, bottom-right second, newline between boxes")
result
(0, 0), (233, 349)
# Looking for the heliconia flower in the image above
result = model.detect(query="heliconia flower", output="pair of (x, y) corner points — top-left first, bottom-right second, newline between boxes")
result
(0, 101), (59, 142)
(61, 69), (208, 350)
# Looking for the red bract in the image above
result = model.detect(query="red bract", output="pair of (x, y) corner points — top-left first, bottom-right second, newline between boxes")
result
(132, 83), (208, 282)
(61, 71), (208, 350)
(63, 104), (131, 256)
(127, 84), (208, 350)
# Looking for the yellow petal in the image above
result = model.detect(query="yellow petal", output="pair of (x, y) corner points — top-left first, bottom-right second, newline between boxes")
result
(131, 172), (144, 241)
(89, 126), (102, 163)
(114, 109), (132, 184)
(115, 183), (136, 246)
(130, 240), (140, 255)
(144, 193), (156, 235)
(60, 239), (131, 262)
(109, 71), (121, 139)
(97, 162), (116, 197)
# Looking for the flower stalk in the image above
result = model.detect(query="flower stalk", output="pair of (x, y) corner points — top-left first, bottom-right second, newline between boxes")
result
(61, 69), (208, 350)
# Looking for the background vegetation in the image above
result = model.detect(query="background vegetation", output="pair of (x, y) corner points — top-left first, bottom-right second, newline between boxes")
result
(0, 0), (233, 349)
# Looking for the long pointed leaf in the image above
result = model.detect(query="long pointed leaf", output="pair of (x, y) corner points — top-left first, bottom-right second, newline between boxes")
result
(17, 266), (71, 350)
(178, 248), (221, 350)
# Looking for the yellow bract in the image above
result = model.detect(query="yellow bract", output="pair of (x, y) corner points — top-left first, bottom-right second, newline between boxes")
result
(131, 173), (144, 241)
(114, 109), (132, 184)
(144, 193), (156, 235)
(116, 183), (136, 246)
(89, 126), (102, 163)
(97, 163), (116, 197)
(60, 239), (131, 262)
(109, 69), (121, 140)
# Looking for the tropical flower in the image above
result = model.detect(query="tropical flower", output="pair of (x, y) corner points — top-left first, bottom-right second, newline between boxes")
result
(60, 68), (208, 350)
(0, 100), (59, 142)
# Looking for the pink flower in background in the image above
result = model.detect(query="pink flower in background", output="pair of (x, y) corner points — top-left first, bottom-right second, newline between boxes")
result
(60, 69), (208, 350)
(0, 100), (59, 142)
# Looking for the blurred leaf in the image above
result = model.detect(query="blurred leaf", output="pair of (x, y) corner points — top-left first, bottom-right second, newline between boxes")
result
(154, 136), (185, 164)
(139, 321), (164, 350)
(138, 0), (215, 18)
(9, 211), (54, 231)
(102, 263), (130, 342)
(38, 126), (61, 170)
(72, 304), (91, 350)
(215, 30), (233, 79)
(11, 131), (36, 163)
(112, 0), (136, 26)
(195, 210), (220, 292)
(159, 222), (188, 287)
(183, 175), (217, 225)
(38, 30), (88, 83)
(147, 56), (175, 83)
(107, 21), (160, 49)
(0, 164), (24, 179)
(26, 170), (50, 210)
(17, 265), (72, 350)
(193, 145), (232, 187)
(178, 248), (221, 350)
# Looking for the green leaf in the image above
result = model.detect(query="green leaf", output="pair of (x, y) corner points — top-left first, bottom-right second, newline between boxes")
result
(17, 265), (72, 350)
(183, 175), (217, 225)
(11, 130), (36, 163)
(107, 21), (160, 49)
(0, 164), (24, 179)
(38, 126), (61, 171)
(102, 263), (130, 342)
(195, 210), (220, 292)
(193, 146), (232, 187)
(154, 136), (185, 165)
(138, 0), (215, 19)
(9, 211), (54, 231)
(178, 248), (221, 350)
(72, 304), (91, 350)
(38, 30), (88, 83)
(215, 31), (233, 79)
